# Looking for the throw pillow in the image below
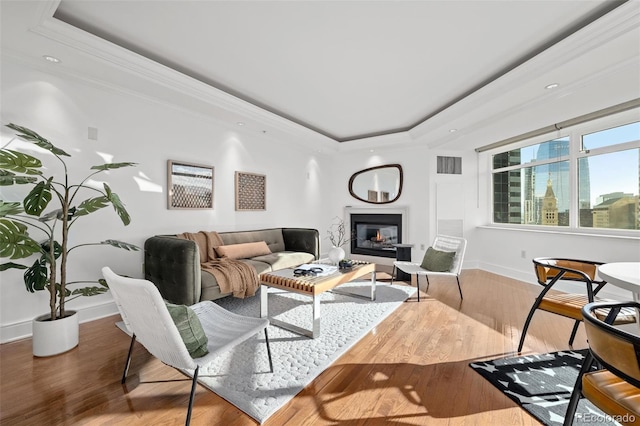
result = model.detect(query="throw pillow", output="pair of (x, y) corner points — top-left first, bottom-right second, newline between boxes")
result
(165, 302), (209, 358)
(215, 241), (271, 260)
(420, 247), (456, 272)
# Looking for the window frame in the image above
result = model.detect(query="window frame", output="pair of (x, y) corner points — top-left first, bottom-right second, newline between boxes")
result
(488, 108), (640, 236)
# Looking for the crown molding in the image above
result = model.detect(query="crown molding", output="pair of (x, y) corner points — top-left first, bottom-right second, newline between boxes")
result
(25, 2), (337, 147)
(408, 1), (640, 143)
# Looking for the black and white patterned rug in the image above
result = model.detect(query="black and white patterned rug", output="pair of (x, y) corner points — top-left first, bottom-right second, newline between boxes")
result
(470, 350), (619, 425)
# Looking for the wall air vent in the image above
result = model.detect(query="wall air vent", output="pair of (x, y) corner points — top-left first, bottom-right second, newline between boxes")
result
(437, 156), (462, 174)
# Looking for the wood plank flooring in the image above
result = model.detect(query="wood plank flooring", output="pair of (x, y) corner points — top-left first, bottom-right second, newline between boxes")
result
(0, 269), (589, 425)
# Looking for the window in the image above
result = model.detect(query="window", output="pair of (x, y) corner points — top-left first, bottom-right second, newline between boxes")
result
(491, 115), (639, 232)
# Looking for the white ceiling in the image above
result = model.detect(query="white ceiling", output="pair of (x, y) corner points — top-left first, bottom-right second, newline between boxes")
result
(1, 1), (640, 150)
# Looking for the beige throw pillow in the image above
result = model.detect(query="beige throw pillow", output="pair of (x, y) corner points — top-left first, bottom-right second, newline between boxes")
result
(215, 241), (271, 260)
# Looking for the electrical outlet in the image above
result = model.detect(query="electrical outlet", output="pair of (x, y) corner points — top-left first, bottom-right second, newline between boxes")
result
(88, 127), (98, 140)
(521, 250), (526, 259)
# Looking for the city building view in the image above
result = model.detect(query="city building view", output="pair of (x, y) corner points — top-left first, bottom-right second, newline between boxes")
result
(492, 121), (640, 230)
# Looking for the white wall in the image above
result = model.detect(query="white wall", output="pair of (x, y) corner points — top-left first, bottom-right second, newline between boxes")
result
(0, 58), (334, 342)
(332, 135), (639, 302)
(331, 144), (479, 267)
(2, 56), (639, 343)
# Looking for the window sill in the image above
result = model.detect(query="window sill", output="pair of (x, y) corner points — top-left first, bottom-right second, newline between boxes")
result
(477, 224), (640, 241)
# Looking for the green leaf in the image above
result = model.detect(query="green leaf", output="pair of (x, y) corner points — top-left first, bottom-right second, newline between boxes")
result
(23, 179), (52, 216)
(101, 239), (140, 251)
(0, 262), (28, 271)
(0, 149), (43, 175)
(6, 123), (71, 157)
(38, 210), (60, 222)
(71, 286), (109, 296)
(74, 196), (109, 217)
(0, 170), (38, 186)
(0, 218), (41, 259)
(90, 162), (137, 171)
(98, 278), (108, 288)
(104, 183), (131, 226)
(40, 240), (62, 263)
(0, 201), (24, 217)
(24, 258), (48, 292)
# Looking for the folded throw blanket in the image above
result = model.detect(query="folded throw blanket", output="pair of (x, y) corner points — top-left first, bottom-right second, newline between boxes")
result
(177, 231), (260, 298)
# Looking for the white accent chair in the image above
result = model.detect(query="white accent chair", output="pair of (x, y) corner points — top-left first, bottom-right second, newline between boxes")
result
(102, 267), (273, 426)
(390, 235), (467, 301)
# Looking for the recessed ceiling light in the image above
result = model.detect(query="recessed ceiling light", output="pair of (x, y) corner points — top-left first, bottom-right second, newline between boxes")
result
(449, 129), (457, 133)
(43, 55), (60, 63)
(369, 149), (375, 153)
(236, 121), (245, 126)
(545, 83), (559, 89)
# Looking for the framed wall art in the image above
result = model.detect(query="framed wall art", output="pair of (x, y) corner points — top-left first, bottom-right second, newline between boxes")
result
(235, 171), (266, 211)
(167, 160), (214, 209)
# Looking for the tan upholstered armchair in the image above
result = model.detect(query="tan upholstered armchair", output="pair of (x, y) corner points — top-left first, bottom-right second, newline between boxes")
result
(518, 257), (635, 353)
(563, 301), (640, 426)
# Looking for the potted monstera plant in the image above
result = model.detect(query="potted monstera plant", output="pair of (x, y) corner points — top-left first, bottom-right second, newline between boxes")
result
(0, 123), (139, 356)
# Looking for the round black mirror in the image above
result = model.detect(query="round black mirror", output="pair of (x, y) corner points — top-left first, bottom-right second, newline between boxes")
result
(348, 164), (403, 204)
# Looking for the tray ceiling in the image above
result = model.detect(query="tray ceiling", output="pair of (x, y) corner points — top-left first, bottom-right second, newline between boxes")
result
(50, 0), (630, 142)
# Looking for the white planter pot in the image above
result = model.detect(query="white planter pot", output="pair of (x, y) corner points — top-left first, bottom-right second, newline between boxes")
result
(32, 310), (79, 357)
(328, 247), (346, 264)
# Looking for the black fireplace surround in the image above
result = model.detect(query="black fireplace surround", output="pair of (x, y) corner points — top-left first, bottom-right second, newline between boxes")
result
(350, 213), (402, 258)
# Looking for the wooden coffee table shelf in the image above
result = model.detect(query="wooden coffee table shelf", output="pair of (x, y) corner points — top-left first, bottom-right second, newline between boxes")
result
(259, 261), (376, 338)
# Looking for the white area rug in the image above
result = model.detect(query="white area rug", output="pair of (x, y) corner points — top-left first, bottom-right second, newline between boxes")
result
(187, 281), (415, 424)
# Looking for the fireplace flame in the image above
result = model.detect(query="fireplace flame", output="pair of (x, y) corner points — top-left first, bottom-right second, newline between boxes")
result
(372, 230), (386, 242)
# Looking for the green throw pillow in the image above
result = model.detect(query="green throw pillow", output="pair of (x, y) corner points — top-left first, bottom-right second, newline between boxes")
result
(165, 302), (209, 358)
(420, 247), (456, 272)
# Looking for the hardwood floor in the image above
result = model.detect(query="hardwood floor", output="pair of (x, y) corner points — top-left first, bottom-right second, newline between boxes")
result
(0, 270), (588, 425)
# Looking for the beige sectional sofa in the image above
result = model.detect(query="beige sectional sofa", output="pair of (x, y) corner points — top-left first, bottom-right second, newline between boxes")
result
(144, 227), (320, 305)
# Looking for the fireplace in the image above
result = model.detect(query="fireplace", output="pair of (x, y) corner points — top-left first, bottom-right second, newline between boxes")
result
(350, 213), (402, 258)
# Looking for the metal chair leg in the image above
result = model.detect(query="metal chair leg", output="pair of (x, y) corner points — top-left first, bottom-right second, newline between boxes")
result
(568, 321), (581, 347)
(518, 302), (542, 353)
(121, 334), (136, 384)
(417, 275), (421, 302)
(456, 276), (464, 300)
(563, 351), (595, 426)
(186, 366), (199, 426)
(390, 266), (396, 284)
(517, 287), (552, 353)
(264, 328), (273, 373)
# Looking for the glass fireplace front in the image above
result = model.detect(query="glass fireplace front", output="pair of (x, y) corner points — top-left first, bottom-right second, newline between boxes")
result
(350, 213), (402, 258)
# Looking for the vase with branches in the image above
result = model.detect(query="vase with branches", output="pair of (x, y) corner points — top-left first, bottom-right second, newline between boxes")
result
(327, 216), (351, 248)
(326, 216), (352, 264)
(0, 123), (139, 324)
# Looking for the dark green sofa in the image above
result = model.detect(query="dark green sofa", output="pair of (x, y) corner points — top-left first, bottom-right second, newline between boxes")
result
(144, 227), (320, 305)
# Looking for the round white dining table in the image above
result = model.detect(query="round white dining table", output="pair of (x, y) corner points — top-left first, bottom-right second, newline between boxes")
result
(599, 262), (640, 300)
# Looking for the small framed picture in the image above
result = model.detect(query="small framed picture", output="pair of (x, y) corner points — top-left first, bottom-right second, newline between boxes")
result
(167, 160), (214, 209)
(367, 190), (378, 202)
(235, 171), (266, 211)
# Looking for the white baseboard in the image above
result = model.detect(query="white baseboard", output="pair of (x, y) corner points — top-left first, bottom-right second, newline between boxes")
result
(0, 301), (119, 344)
(477, 261), (633, 301)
